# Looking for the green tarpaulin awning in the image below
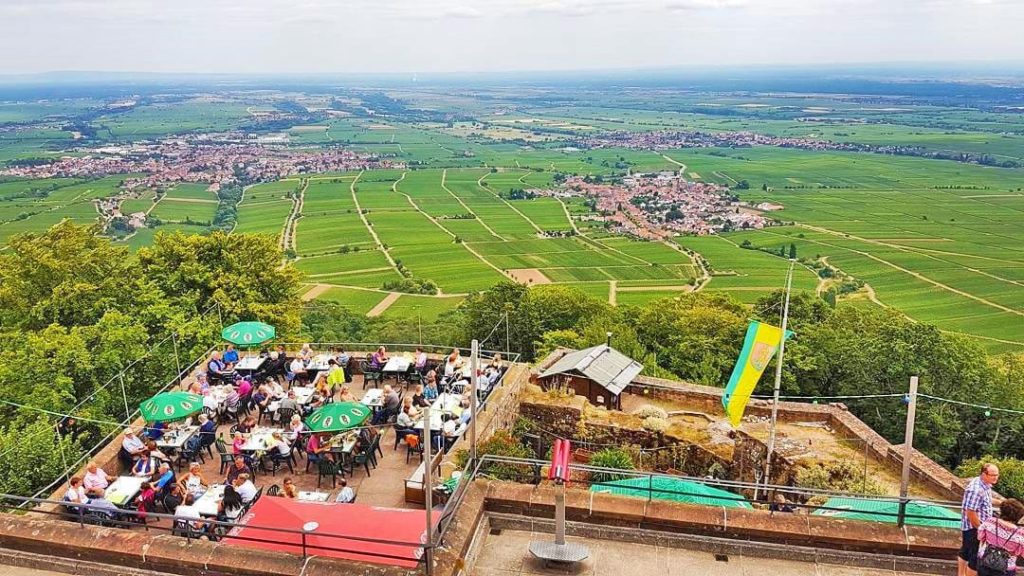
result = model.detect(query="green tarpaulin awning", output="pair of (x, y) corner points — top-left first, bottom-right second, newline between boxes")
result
(590, 476), (752, 509)
(812, 496), (959, 529)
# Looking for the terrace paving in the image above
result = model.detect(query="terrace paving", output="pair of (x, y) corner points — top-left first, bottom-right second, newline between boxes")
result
(471, 529), (937, 576)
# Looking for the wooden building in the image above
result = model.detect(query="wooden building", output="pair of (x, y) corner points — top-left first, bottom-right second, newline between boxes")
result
(537, 345), (643, 410)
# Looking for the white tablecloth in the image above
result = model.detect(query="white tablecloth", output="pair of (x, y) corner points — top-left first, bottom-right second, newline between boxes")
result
(383, 357), (411, 373)
(415, 394), (464, 431)
(360, 388), (383, 408)
(298, 491), (330, 502)
(240, 427), (285, 452)
(155, 426), (198, 450)
(106, 476), (145, 508)
(268, 386), (315, 413)
(195, 483), (226, 517)
(235, 356), (265, 371)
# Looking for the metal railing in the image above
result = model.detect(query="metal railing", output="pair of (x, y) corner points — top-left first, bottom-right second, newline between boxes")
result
(3, 493), (429, 565)
(436, 454), (965, 538)
(272, 342), (519, 364)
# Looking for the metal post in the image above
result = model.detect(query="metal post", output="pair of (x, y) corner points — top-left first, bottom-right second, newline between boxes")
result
(555, 482), (566, 546)
(470, 339), (479, 467)
(423, 405), (434, 576)
(763, 259), (794, 491)
(217, 302), (224, 330)
(119, 373), (131, 424)
(504, 310), (510, 358)
(898, 375), (919, 527)
(172, 332), (183, 386)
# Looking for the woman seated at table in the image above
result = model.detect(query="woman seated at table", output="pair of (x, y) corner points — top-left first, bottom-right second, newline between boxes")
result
(236, 376), (253, 398)
(195, 373), (210, 394)
(271, 431), (291, 458)
(369, 346), (388, 370)
(251, 384), (273, 412)
(187, 380), (203, 396)
(402, 396), (421, 420)
(282, 477), (299, 499)
(217, 485), (245, 522)
(287, 414), (305, 440)
(424, 372), (439, 401)
(223, 344), (239, 365)
(314, 376), (331, 399)
(299, 343), (314, 362)
(132, 450), (159, 478)
(337, 385), (355, 403)
(288, 356), (308, 384)
(236, 415), (257, 434)
(178, 462), (207, 499)
(412, 384), (430, 408)
(231, 431), (246, 456)
(144, 438), (169, 461)
(306, 433), (333, 462)
(396, 405), (416, 429)
(441, 414), (464, 451)
(443, 349), (461, 378)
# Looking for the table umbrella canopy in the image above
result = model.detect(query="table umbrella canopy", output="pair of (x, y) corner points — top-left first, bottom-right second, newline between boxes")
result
(812, 496), (959, 529)
(590, 476), (752, 509)
(140, 392), (204, 422)
(305, 402), (371, 433)
(221, 321), (276, 346)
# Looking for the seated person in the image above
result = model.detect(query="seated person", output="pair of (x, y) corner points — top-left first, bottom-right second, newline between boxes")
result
(335, 348), (352, 382)
(423, 373), (439, 401)
(223, 344), (239, 365)
(488, 353), (504, 370)
(206, 351), (227, 382)
(402, 396), (421, 420)
(288, 357), (308, 383)
(306, 433), (332, 461)
(236, 415), (257, 434)
(65, 476), (89, 506)
(187, 381), (203, 395)
(769, 494), (798, 513)
(218, 485), (245, 522)
(287, 414), (305, 440)
(264, 351), (284, 381)
(83, 461), (114, 497)
(145, 420), (166, 441)
(225, 455), (252, 485)
(396, 406), (416, 429)
(178, 462), (207, 499)
(412, 384), (430, 408)
(299, 343), (314, 362)
(370, 346), (388, 370)
(137, 481), (157, 518)
(383, 385), (400, 413)
(154, 463), (176, 493)
(122, 428), (146, 460)
(145, 439), (170, 463)
(231, 431), (246, 456)
(282, 477), (299, 499)
(414, 347), (428, 373)
(251, 384), (273, 411)
(174, 493), (203, 531)
(198, 413), (216, 439)
(335, 478), (355, 503)
(233, 473), (258, 503)
(236, 377), (253, 399)
(337, 385), (355, 403)
(195, 372), (210, 394)
(272, 431), (291, 457)
(279, 389), (300, 414)
(132, 450), (159, 478)
(163, 484), (184, 511)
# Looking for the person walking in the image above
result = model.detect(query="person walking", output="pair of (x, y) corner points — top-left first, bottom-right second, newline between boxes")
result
(977, 498), (1024, 576)
(962, 463), (1003, 576)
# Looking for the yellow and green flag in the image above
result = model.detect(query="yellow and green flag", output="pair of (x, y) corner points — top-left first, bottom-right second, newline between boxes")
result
(721, 321), (793, 427)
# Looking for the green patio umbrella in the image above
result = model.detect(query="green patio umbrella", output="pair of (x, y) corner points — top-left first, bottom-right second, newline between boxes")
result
(305, 402), (371, 433)
(140, 391), (204, 423)
(812, 496), (959, 529)
(221, 321), (276, 347)
(590, 476), (752, 509)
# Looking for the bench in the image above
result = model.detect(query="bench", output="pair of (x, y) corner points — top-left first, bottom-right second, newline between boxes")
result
(404, 452), (444, 504)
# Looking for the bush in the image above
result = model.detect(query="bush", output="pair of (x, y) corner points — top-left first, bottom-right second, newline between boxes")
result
(957, 457), (1024, 501)
(590, 447), (635, 483)
(641, 416), (669, 434)
(632, 404), (668, 419)
(794, 461), (885, 496)
(454, 430), (536, 482)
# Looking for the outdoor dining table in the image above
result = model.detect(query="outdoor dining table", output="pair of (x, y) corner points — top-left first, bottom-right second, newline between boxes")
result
(105, 476), (145, 508)
(267, 386), (315, 413)
(306, 354), (332, 372)
(203, 385), (232, 410)
(382, 356), (411, 381)
(240, 427), (285, 452)
(360, 388), (384, 410)
(414, 394), (463, 432)
(298, 491), (331, 503)
(155, 425), (199, 451)
(195, 483), (226, 517)
(235, 356), (266, 373)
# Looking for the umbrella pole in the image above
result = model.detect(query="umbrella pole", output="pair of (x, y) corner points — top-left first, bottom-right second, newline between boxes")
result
(423, 405), (434, 576)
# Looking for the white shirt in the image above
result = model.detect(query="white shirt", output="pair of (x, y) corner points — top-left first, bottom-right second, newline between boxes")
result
(122, 435), (145, 454)
(276, 440), (291, 456)
(65, 485), (88, 504)
(335, 486), (355, 503)
(289, 359), (305, 373)
(396, 411), (414, 428)
(442, 419), (458, 437)
(237, 480), (257, 502)
(83, 468), (109, 491)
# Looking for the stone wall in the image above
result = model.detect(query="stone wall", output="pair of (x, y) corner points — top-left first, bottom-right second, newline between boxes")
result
(535, 348), (967, 501)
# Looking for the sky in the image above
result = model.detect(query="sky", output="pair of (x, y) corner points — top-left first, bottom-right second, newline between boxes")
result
(0, 0), (1022, 75)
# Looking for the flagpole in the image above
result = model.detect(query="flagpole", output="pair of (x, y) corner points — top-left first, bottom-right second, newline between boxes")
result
(763, 258), (794, 494)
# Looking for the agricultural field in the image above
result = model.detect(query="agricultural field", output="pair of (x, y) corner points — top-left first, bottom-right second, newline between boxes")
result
(149, 183), (218, 225)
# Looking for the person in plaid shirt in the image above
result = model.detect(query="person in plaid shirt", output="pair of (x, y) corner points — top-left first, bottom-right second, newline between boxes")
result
(961, 463), (1002, 576)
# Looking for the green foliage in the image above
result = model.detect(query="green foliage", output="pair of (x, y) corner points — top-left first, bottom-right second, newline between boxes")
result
(590, 447), (636, 483)
(0, 419), (82, 496)
(455, 430), (535, 482)
(381, 278), (439, 295)
(632, 405), (668, 419)
(957, 457), (1024, 501)
(794, 461), (885, 496)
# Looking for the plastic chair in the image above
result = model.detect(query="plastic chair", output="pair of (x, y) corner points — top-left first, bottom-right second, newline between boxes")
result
(360, 360), (382, 389)
(405, 434), (423, 464)
(317, 459), (338, 488)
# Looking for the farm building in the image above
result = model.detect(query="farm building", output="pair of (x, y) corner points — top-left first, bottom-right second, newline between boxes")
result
(536, 344), (643, 410)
